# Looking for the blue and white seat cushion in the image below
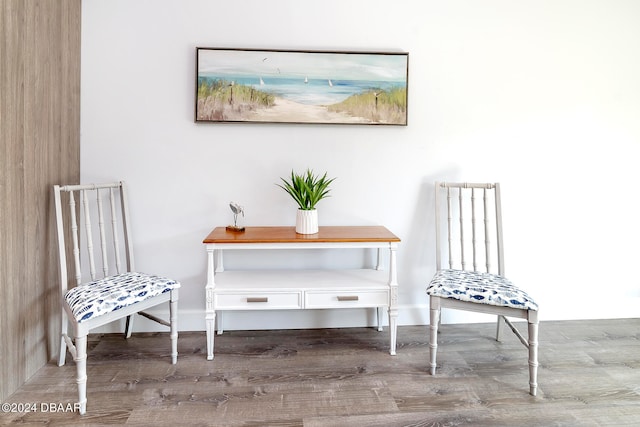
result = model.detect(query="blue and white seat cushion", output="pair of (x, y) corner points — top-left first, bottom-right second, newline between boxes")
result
(65, 272), (181, 323)
(427, 269), (538, 311)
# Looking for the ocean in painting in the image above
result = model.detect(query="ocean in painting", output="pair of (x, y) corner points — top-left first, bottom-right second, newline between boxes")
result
(198, 73), (406, 106)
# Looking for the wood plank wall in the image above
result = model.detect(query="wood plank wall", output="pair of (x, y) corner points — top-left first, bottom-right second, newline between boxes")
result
(0, 0), (81, 402)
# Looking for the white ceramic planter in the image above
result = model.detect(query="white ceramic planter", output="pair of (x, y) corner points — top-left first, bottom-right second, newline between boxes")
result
(296, 209), (318, 234)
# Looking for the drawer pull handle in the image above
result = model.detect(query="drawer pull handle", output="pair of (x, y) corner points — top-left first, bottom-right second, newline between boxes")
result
(337, 295), (359, 301)
(247, 297), (268, 303)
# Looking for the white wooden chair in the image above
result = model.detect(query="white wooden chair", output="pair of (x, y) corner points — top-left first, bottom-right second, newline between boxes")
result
(426, 182), (539, 395)
(53, 181), (180, 414)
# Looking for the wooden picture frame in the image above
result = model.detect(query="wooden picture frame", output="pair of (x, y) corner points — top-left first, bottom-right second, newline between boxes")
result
(195, 47), (408, 125)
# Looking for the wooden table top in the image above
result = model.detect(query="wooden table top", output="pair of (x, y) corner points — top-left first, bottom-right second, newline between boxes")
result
(203, 226), (400, 244)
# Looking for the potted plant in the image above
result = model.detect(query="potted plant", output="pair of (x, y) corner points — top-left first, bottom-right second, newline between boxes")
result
(277, 169), (336, 234)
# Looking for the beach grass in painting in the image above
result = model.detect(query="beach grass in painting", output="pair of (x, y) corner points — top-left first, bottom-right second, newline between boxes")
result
(195, 48), (408, 125)
(197, 77), (275, 121)
(328, 86), (407, 125)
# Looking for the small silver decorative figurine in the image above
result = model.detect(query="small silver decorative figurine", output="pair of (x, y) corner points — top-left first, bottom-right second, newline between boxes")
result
(226, 201), (245, 232)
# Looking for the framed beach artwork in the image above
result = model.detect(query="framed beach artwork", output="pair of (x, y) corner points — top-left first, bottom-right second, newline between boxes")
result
(195, 47), (408, 125)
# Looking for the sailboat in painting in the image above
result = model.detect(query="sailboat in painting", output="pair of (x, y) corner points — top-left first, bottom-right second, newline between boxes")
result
(304, 76), (308, 84)
(328, 79), (333, 87)
(259, 77), (265, 85)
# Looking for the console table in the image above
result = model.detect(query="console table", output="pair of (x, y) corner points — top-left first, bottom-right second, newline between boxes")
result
(202, 226), (400, 360)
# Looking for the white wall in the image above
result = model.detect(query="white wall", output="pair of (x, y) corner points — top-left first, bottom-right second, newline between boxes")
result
(81, 0), (640, 332)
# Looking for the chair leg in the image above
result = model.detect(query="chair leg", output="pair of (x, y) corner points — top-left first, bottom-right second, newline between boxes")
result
(496, 315), (504, 342)
(124, 314), (134, 339)
(528, 311), (539, 396)
(429, 297), (441, 375)
(74, 334), (88, 415)
(59, 310), (68, 366)
(170, 291), (178, 364)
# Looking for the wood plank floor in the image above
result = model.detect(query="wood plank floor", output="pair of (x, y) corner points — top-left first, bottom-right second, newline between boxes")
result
(1, 319), (639, 426)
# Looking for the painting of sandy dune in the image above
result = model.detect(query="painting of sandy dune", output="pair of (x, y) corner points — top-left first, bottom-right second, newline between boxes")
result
(196, 48), (408, 125)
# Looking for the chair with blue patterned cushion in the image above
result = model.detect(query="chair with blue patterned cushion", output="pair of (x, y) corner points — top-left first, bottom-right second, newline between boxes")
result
(426, 182), (539, 395)
(53, 181), (180, 414)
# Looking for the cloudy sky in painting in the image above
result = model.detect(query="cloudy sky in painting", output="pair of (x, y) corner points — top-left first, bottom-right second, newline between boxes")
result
(198, 49), (408, 82)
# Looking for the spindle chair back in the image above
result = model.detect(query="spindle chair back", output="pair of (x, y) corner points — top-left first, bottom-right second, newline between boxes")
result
(426, 182), (539, 395)
(53, 181), (180, 414)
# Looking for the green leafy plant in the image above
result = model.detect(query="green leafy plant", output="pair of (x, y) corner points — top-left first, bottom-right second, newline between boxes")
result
(277, 169), (336, 210)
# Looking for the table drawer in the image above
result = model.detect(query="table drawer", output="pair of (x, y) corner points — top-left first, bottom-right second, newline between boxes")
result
(305, 289), (388, 309)
(214, 291), (302, 310)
